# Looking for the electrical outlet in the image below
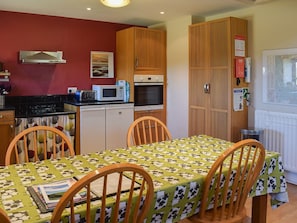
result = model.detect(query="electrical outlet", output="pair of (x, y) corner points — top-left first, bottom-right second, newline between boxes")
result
(67, 87), (77, 94)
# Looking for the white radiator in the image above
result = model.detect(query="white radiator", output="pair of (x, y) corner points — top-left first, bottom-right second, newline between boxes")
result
(255, 110), (297, 174)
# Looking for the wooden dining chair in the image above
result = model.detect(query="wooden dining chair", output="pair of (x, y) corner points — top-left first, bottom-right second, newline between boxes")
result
(183, 139), (265, 223)
(0, 207), (10, 223)
(51, 163), (154, 223)
(126, 116), (172, 147)
(5, 125), (75, 165)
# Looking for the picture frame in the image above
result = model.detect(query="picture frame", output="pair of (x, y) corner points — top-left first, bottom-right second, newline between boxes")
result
(90, 51), (114, 78)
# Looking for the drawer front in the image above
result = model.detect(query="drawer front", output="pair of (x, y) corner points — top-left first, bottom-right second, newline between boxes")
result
(0, 110), (15, 122)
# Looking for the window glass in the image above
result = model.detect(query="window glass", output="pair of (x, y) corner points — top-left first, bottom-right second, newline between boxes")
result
(263, 48), (297, 105)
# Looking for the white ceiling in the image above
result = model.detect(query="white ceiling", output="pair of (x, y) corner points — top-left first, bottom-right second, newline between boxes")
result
(0, 0), (274, 26)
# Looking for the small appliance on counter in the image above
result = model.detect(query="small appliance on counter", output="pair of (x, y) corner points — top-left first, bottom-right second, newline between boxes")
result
(116, 80), (130, 102)
(92, 85), (124, 102)
(74, 90), (97, 102)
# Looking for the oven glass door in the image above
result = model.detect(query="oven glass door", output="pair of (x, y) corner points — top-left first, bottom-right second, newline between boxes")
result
(134, 84), (163, 106)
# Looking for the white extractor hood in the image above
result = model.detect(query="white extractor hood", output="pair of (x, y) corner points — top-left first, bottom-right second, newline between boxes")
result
(19, 51), (66, 64)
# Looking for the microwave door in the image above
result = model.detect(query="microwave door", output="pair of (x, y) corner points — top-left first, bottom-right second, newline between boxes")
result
(103, 88), (117, 98)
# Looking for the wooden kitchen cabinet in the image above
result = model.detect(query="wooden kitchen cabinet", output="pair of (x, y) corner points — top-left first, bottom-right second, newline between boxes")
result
(134, 109), (165, 123)
(189, 17), (248, 142)
(116, 27), (166, 75)
(116, 27), (167, 123)
(0, 110), (15, 165)
(133, 109), (168, 144)
(134, 109), (166, 132)
(134, 28), (164, 71)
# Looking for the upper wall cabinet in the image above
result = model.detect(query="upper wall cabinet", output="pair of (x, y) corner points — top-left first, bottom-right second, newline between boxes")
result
(116, 27), (167, 122)
(134, 28), (165, 70)
(116, 27), (166, 75)
(189, 17), (249, 142)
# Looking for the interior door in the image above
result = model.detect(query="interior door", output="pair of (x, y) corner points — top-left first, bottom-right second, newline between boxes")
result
(188, 22), (209, 136)
(208, 19), (230, 140)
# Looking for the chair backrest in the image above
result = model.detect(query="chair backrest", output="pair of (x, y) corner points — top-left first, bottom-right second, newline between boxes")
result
(51, 163), (154, 223)
(0, 207), (10, 223)
(199, 139), (265, 221)
(5, 125), (75, 165)
(126, 116), (172, 147)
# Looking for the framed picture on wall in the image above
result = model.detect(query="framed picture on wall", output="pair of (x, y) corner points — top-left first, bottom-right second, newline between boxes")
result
(90, 51), (114, 78)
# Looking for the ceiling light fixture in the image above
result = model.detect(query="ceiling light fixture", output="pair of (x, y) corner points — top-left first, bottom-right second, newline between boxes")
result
(100, 0), (130, 8)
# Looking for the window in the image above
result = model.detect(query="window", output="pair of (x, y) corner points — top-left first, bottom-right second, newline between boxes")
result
(263, 48), (297, 105)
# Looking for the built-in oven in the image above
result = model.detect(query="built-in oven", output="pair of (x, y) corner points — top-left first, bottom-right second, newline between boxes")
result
(134, 74), (164, 111)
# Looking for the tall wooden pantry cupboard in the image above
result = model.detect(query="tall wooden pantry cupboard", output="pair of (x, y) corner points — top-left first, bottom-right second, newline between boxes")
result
(189, 17), (248, 142)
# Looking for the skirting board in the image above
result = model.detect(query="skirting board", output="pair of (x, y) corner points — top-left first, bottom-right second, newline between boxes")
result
(285, 170), (297, 185)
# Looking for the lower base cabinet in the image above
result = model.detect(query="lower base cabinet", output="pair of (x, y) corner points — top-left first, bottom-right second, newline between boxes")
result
(134, 109), (165, 124)
(68, 103), (134, 154)
(79, 105), (106, 154)
(0, 110), (15, 165)
(106, 104), (134, 150)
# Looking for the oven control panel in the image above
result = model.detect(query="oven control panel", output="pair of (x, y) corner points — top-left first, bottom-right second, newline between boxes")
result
(134, 74), (164, 83)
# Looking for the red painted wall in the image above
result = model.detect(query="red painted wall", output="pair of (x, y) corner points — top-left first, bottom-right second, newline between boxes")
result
(0, 11), (132, 96)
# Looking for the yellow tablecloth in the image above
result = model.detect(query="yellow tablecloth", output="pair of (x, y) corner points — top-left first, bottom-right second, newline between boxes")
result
(0, 135), (288, 222)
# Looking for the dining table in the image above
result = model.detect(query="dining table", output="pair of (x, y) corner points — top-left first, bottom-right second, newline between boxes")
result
(0, 135), (289, 223)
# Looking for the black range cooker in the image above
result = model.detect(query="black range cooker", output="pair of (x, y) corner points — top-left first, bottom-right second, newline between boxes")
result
(6, 94), (75, 117)
(6, 94), (77, 150)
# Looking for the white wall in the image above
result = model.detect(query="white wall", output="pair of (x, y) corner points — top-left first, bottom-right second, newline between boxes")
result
(164, 16), (192, 138)
(153, 0), (297, 137)
(206, 0), (297, 127)
(151, 16), (192, 138)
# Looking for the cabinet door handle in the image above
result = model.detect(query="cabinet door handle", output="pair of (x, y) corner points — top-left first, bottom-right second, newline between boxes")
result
(118, 111), (122, 115)
(135, 58), (138, 68)
(0, 114), (3, 118)
(204, 83), (210, 94)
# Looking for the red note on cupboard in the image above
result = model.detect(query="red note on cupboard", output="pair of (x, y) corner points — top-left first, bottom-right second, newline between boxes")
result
(235, 57), (245, 78)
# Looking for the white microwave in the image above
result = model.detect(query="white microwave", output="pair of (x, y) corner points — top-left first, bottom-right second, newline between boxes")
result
(92, 85), (124, 101)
